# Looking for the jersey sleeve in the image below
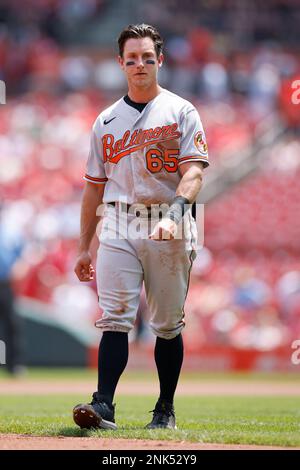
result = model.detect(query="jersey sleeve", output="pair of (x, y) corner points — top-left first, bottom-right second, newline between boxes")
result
(83, 120), (108, 184)
(178, 107), (209, 168)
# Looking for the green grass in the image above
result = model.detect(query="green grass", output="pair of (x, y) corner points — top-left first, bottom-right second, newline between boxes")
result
(0, 394), (300, 447)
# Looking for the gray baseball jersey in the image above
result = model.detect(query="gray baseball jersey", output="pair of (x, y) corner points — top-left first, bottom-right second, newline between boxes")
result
(84, 88), (209, 339)
(84, 88), (209, 205)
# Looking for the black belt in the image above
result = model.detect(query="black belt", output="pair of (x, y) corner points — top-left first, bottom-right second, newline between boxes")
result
(107, 202), (163, 218)
(108, 201), (138, 212)
(108, 201), (196, 219)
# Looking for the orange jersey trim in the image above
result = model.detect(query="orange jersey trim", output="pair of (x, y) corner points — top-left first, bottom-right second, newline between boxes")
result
(178, 155), (209, 163)
(84, 174), (108, 182)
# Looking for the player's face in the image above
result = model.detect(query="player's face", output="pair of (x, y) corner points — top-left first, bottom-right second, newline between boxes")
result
(119, 37), (163, 89)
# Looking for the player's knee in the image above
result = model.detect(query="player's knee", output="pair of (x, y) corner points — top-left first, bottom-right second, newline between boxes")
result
(95, 315), (135, 333)
(150, 320), (184, 340)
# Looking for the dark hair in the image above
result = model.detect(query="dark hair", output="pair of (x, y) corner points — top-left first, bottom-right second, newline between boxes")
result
(118, 24), (163, 58)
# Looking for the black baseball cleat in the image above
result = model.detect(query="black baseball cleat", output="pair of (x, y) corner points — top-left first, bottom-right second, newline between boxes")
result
(145, 399), (177, 429)
(73, 392), (117, 430)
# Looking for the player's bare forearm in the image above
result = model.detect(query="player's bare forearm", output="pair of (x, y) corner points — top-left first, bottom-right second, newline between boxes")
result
(149, 163), (204, 241)
(176, 162), (204, 203)
(78, 182), (105, 254)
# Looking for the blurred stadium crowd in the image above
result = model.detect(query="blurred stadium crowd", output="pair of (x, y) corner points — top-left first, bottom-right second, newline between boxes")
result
(0, 0), (300, 357)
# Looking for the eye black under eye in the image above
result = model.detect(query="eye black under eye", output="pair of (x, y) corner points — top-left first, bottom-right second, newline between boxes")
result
(126, 61), (135, 66)
(146, 59), (155, 64)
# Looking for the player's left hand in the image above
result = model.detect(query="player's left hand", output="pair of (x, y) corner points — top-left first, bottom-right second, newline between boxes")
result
(149, 218), (178, 241)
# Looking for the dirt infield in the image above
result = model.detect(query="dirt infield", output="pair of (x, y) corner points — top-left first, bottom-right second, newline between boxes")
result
(1, 379), (300, 395)
(0, 434), (297, 450)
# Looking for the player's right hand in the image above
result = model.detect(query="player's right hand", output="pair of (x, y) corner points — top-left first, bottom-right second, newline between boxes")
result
(74, 251), (95, 282)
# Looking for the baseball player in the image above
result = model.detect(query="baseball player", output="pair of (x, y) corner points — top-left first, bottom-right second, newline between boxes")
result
(73, 24), (209, 430)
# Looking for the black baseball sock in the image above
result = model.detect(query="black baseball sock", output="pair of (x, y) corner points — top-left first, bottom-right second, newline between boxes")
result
(154, 333), (184, 405)
(97, 331), (128, 405)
